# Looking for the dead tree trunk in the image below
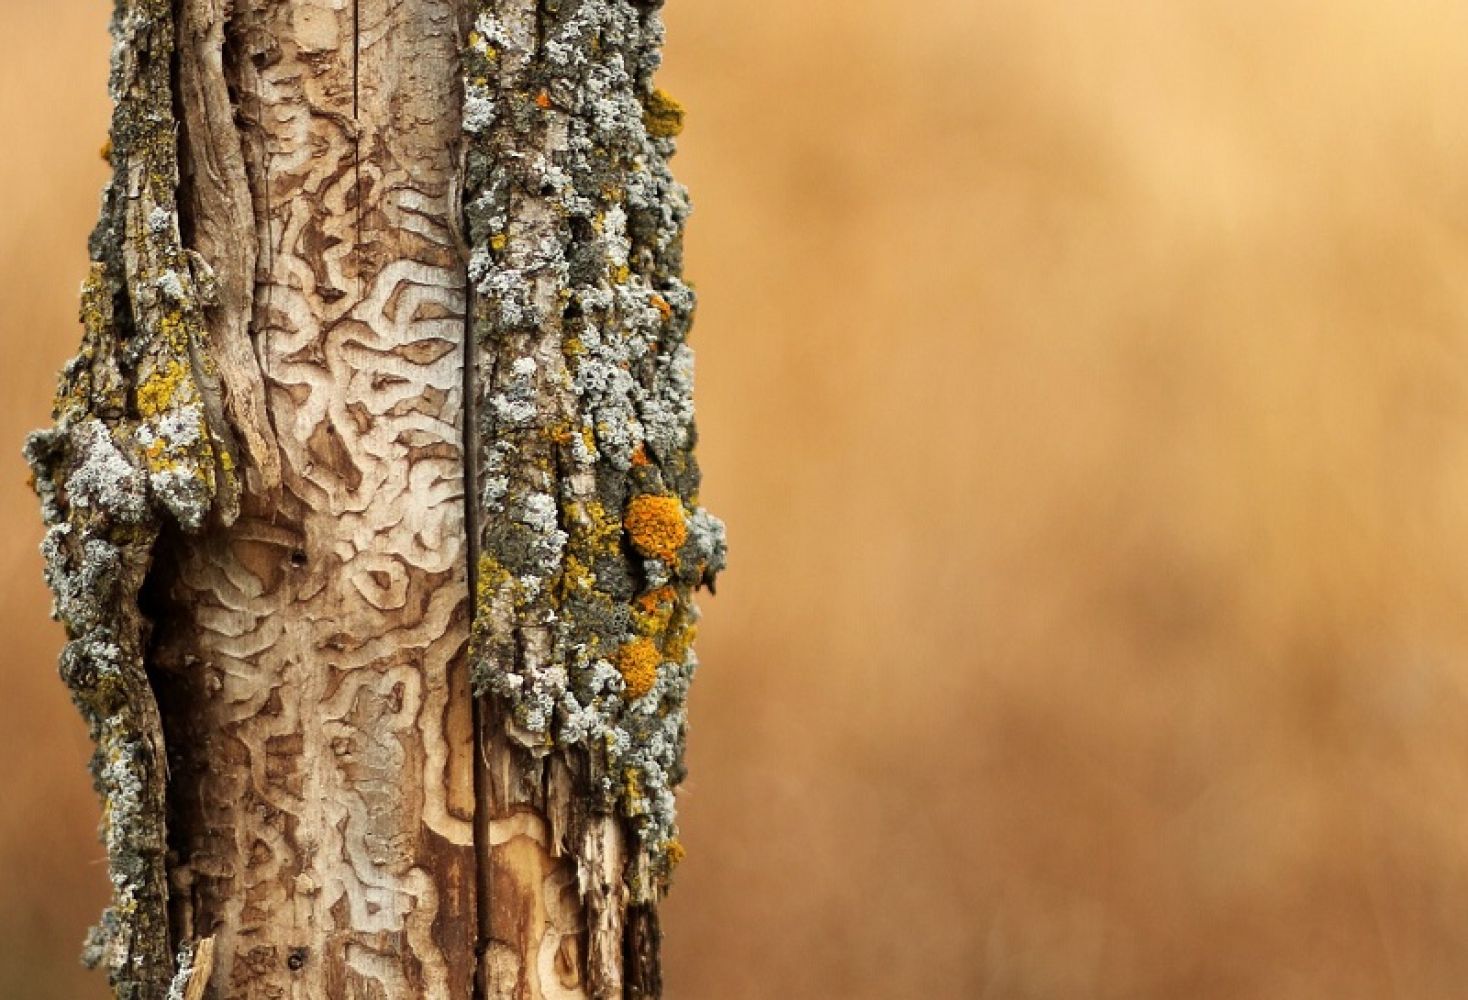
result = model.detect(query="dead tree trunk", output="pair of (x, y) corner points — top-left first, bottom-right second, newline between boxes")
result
(25, 0), (723, 997)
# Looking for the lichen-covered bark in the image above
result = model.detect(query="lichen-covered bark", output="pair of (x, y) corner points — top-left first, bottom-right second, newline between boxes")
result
(463, 1), (725, 994)
(24, 0), (240, 995)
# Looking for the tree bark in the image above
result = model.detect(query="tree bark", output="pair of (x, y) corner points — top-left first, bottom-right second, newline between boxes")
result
(27, 0), (722, 997)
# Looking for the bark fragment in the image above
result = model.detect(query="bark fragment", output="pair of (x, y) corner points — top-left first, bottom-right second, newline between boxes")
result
(25, 0), (239, 995)
(464, 0), (726, 992)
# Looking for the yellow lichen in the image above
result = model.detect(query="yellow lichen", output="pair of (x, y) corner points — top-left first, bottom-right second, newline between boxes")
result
(624, 494), (686, 561)
(666, 839), (687, 868)
(616, 638), (661, 699)
(664, 620), (698, 666)
(490, 233), (508, 252)
(559, 554), (597, 597)
(476, 554), (511, 607)
(612, 264), (631, 284)
(570, 499), (624, 554)
(644, 88), (686, 139)
(135, 358), (190, 418)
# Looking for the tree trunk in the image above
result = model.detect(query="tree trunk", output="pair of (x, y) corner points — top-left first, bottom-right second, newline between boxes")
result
(25, 0), (724, 997)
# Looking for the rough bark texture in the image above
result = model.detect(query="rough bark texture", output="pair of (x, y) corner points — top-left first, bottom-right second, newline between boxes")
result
(28, 0), (721, 996)
(463, 2), (724, 995)
(25, 0), (241, 995)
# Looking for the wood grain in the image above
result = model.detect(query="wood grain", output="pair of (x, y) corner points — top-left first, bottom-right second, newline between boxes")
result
(153, 0), (477, 994)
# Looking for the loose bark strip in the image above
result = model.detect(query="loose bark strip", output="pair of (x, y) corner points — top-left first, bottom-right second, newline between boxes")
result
(151, 0), (476, 995)
(26, 0), (241, 994)
(464, 2), (726, 995)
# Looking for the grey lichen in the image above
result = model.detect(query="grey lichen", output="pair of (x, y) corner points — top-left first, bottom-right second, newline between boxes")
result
(25, 0), (237, 996)
(464, 0), (725, 906)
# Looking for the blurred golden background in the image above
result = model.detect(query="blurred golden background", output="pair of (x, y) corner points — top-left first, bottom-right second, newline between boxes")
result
(8, 0), (1468, 996)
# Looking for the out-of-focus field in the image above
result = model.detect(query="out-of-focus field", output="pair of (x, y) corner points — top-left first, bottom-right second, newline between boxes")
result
(7, 1), (1468, 997)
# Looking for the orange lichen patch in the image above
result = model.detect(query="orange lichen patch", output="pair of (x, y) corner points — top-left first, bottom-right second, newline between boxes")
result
(624, 494), (686, 560)
(630, 443), (652, 467)
(535, 89), (552, 109)
(631, 585), (677, 637)
(616, 639), (661, 699)
(665, 839), (687, 868)
(636, 586), (675, 614)
(650, 294), (672, 321)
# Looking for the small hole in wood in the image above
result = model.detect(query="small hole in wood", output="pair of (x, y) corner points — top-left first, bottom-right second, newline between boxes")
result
(289, 550), (308, 567)
(287, 948), (308, 972)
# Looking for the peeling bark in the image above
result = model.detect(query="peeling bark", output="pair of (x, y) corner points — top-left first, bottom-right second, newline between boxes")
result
(30, 0), (720, 997)
(26, 0), (241, 994)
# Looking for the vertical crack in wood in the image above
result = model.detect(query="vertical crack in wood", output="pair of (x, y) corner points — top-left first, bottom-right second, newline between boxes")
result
(353, 0), (364, 301)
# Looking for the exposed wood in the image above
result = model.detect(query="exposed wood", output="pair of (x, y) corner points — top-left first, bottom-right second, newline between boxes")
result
(151, 0), (477, 994)
(180, 936), (217, 1000)
(176, 0), (279, 497)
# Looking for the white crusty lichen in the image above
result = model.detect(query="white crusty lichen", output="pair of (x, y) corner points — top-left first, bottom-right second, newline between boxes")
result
(464, 0), (725, 904)
(164, 943), (197, 1000)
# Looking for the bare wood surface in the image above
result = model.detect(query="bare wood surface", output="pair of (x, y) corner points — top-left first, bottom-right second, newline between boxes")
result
(152, 0), (477, 994)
